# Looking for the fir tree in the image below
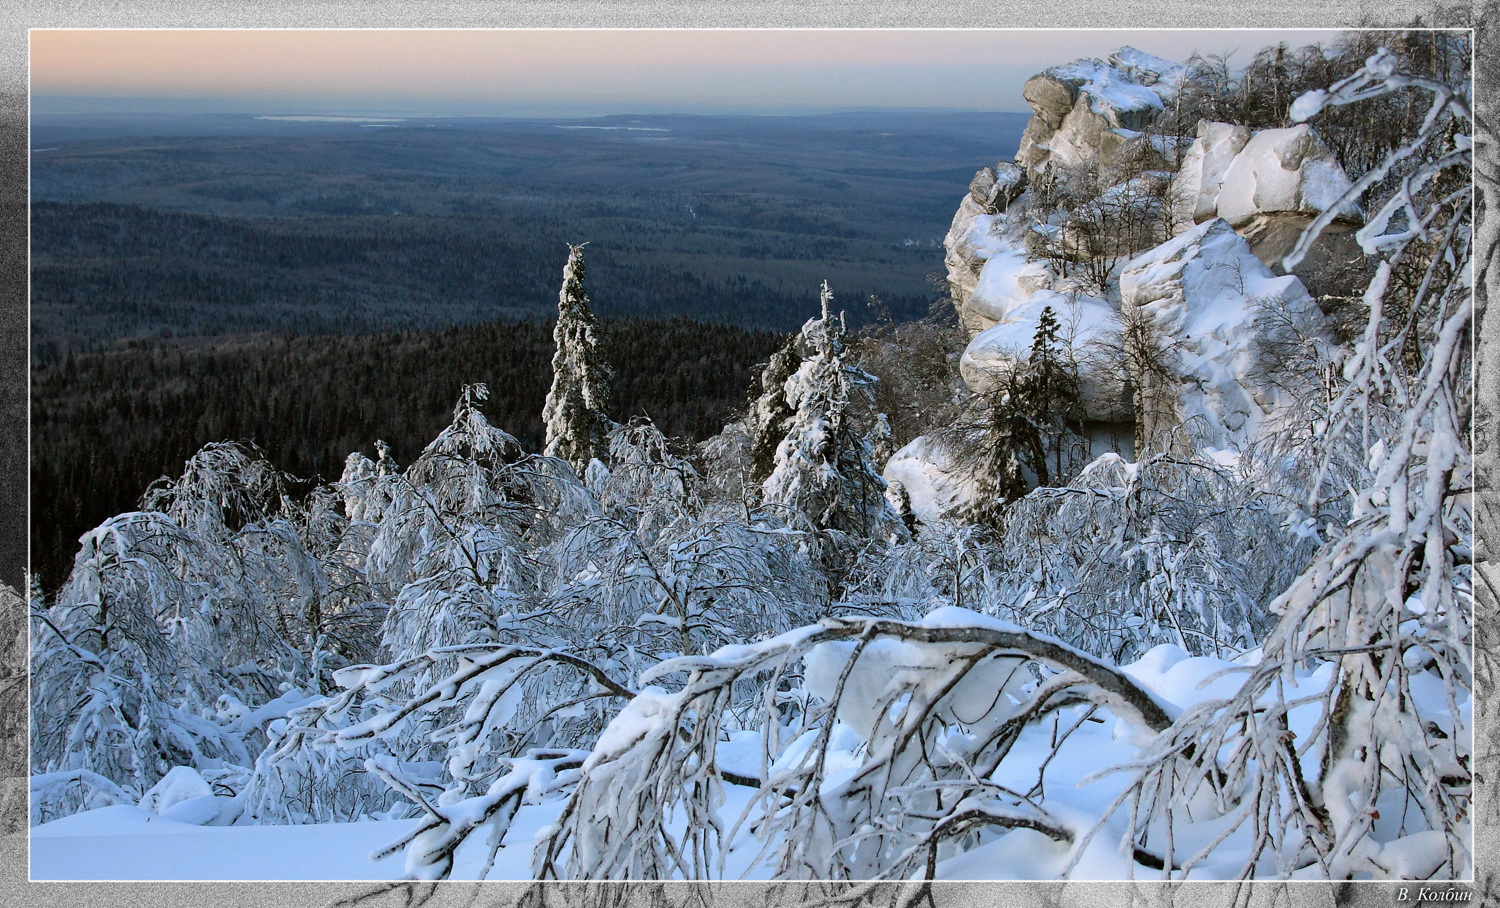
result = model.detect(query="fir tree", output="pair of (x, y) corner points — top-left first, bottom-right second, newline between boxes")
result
(762, 283), (897, 536)
(543, 245), (612, 474)
(745, 336), (800, 485)
(1021, 304), (1085, 485)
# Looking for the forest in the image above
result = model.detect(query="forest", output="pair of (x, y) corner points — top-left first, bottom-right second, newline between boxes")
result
(27, 31), (1474, 886)
(30, 316), (787, 592)
(29, 109), (1017, 349)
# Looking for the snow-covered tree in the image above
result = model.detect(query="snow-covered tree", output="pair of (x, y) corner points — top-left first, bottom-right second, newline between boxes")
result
(543, 244), (613, 474)
(31, 513), (264, 821)
(762, 283), (900, 539)
(745, 336), (800, 485)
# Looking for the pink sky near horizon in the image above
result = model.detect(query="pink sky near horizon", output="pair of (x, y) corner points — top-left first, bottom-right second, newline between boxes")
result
(31, 28), (1348, 115)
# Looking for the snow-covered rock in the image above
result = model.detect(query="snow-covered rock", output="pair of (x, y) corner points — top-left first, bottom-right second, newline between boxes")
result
(961, 247), (1052, 332)
(959, 290), (1128, 421)
(943, 200), (1028, 334)
(1119, 218), (1328, 454)
(940, 47), (1351, 469)
(1108, 46), (1189, 98)
(1170, 121), (1254, 227)
(1171, 122), (1361, 236)
(967, 161), (1027, 214)
(1215, 125), (1361, 227)
(1016, 49), (1181, 177)
(1168, 121), (1369, 296)
(134, 765), (238, 825)
(947, 47), (1183, 330)
(882, 435), (976, 524)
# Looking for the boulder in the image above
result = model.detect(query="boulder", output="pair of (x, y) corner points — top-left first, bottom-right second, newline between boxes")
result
(1173, 122), (1361, 229)
(1119, 218), (1330, 455)
(1215, 125), (1361, 226)
(1022, 70), (1085, 131)
(1169, 120), (1253, 227)
(967, 161), (1027, 214)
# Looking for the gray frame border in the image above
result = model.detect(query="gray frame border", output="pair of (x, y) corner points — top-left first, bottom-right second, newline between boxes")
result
(1, 2), (1493, 906)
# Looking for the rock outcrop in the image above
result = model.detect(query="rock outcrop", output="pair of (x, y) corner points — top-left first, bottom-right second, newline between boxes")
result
(967, 162), (1027, 215)
(948, 47), (1186, 333)
(1118, 218), (1330, 455)
(1172, 123), (1359, 229)
(911, 47), (1362, 520)
(1016, 48), (1185, 177)
(1169, 121), (1366, 287)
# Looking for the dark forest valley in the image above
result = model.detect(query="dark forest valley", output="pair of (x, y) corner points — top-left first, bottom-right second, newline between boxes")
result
(31, 109), (1026, 589)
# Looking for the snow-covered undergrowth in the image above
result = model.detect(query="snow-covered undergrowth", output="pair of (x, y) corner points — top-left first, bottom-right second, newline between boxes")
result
(36, 628), (1422, 882)
(30, 46), (1472, 883)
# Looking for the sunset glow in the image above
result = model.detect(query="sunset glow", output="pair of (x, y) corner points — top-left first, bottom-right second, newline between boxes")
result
(31, 28), (1337, 115)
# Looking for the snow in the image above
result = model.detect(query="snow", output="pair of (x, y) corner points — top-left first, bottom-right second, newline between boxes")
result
(31, 806), (413, 880)
(1108, 46), (1189, 99)
(1119, 218), (1325, 452)
(1045, 59), (1164, 121)
(1213, 126), (1361, 227)
(965, 246), (1054, 330)
(949, 205), (1015, 261)
(1171, 122), (1253, 226)
(1288, 89), (1330, 124)
(32, 616), (1468, 881)
(882, 435), (977, 523)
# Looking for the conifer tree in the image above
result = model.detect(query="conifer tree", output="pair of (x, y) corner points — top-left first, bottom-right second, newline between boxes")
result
(763, 283), (897, 536)
(948, 305), (1085, 525)
(543, 244), (612, 474)
(745, 336), (800, 485)
(1022, 305), (1085, 485)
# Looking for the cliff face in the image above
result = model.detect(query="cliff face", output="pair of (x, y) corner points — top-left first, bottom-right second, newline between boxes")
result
(944, 47), (1184, 334)
(1118, 218), (1327, 455)
(892, 46), (1358, 521)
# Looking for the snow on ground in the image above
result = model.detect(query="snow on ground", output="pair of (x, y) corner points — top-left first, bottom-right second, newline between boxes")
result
(31, 636), (1373, 882)
(32, 805), (415, 880)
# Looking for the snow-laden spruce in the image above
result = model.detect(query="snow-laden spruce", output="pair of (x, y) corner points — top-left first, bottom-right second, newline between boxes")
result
(542, 244), (613, 475)
(761, 282), (902, 539)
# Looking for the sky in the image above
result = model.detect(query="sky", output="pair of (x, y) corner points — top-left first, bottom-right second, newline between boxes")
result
(30, 29), (1347, 117)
